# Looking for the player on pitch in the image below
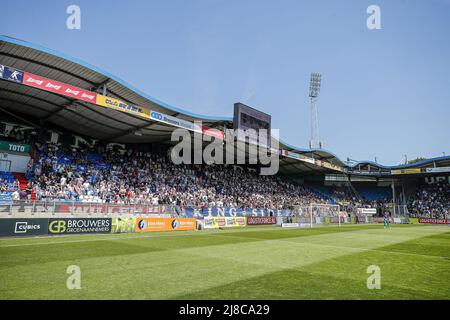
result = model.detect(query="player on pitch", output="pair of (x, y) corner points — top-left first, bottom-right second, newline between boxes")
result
(383, 212), (391, 229)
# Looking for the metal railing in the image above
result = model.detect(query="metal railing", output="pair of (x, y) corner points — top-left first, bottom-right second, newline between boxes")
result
(0, 200), (294, 219)
(0, 200), (178, 218)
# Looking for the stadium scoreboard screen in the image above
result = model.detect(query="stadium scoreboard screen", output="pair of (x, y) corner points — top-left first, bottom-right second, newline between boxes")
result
(233, 102), (272, 148)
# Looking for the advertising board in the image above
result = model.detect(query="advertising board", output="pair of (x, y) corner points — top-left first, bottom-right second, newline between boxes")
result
(418, 218), (449, 225)
(112, 218), (137, 233)
(184, 207), (290, 218)
(0, 218), (48, 237)
(136, 217), (196, 232)
(0, 141), (30, 154)
(281, 223), (299, 228)
(150, 110), (202, 132)
(391, 168), (422, 175)
(96, 95), (150, 119)
(357, 208), (377, 215)
(246, 216), (277, 225)
(48, 218), (112, 235)
(203, 217), (247, 229)
(425, 167), (450, 173)
(23, 72), (97, 103)
(0, 64), (24, 83)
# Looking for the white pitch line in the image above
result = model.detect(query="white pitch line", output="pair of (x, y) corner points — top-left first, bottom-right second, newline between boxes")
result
(0, 226), (281, 247)
(208, 230), (450, 260)
(0, 225), (445, 250)
(274, 237), (450, 260)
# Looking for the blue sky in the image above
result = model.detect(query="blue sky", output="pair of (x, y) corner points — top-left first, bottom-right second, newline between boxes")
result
(1, 0), (449, 165)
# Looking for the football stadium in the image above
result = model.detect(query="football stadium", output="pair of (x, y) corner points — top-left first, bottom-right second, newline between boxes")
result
(0, 33), (449, 302)
(0, 0), (450, 308)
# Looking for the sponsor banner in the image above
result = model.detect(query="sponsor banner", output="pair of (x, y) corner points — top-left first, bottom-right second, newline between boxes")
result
(315, 159), (343, 172)
(48, 218), (112, 235)
(299, 223), (311, 228)
(287, 152), (300, 160)
(300, 156), (315, 165)
(247, 216), (277, 225)
(281, 223), (299, 228)
(184, 207), (290, 218)
(409, 218), (419, 224)
(0, 218), (48, 237)
(392, 217), (409, 224)
(202, 125), (224, 140)
(150, 110), (202, 132)
(425, 167), (450, 173)
(136, 217), (196, 232)
(23, 72), (97, 103)
(0, 202), (172, 215)
(112, 218), (137, 233)
(418, 218), (450, 225)
(203, 217), (246, 229)
(284, 152), (315, 165)
(96, 95), (150, 119)
(349, 170), (391, 176)
(0, 140), (30, 154)
(391, 168), (422, 175)
(0, 64), (24, 83)
(357, 208), (377, 215)
(224, 217), (246, 227)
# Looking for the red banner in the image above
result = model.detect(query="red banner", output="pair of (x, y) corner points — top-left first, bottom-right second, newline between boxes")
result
(23, 72), (97, 103)
(202, 125), (224, 140)
(247, 216), (277, 225)
(418, 218), (450, 225)
(53, 203), (164, 215)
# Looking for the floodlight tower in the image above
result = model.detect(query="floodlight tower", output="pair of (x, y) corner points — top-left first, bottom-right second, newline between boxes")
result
(309, 72), (322, 149)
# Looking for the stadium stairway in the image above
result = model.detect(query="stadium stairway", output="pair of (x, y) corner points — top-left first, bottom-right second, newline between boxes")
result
(12, 172), (36, 200)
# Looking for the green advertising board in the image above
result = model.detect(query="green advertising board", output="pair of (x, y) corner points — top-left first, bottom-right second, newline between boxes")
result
(0, 141), (30, 154)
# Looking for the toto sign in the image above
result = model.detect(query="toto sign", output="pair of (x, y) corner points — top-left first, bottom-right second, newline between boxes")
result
(247, 216), (277, 225)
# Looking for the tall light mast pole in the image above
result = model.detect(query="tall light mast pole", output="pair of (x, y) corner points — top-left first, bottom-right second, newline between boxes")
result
(309, 72), (322, 149)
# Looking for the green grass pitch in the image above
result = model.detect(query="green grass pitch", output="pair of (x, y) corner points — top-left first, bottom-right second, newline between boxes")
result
(0, 224), (449, 299)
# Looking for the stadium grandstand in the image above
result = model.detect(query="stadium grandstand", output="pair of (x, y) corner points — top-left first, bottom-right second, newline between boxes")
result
(1, 35), (449, 223)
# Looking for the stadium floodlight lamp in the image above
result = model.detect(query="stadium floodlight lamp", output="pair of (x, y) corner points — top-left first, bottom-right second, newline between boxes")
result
(309, 72), (322, 98)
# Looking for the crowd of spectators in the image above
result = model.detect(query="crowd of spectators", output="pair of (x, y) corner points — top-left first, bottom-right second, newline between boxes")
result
(2, 127), (449, 217)
(11, 142), (329, 210)
(408, 182), (450, 219)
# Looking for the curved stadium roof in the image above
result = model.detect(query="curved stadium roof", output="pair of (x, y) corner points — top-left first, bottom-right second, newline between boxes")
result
(1, 35), (449, 176)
